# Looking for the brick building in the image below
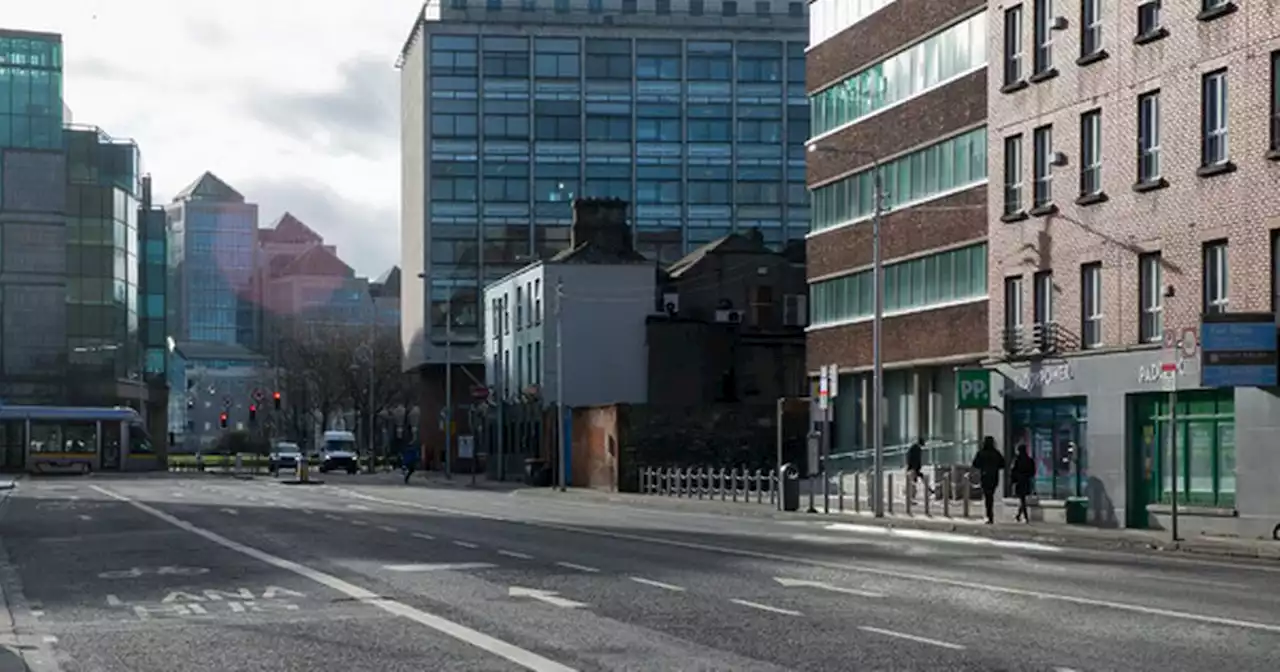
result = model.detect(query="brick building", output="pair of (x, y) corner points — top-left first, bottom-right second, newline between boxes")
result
(805, 0), (990, 464)
(985, 0), (1280, 535)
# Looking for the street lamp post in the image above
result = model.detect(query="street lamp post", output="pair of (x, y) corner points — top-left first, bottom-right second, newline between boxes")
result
(809, 144), (887, 518)
(444, 298), (453, 479)
(555, 277), (565, 492)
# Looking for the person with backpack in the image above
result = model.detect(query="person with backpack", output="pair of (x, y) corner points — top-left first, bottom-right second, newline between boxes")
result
(971, 435), (1007, 524)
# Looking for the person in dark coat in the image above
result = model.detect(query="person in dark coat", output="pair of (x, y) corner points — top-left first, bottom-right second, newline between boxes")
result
(1011, 443), (1036, 523)
(971, 436), (1007, 524)
(402, 443), (420, 484)
(906, 439), (926, 500)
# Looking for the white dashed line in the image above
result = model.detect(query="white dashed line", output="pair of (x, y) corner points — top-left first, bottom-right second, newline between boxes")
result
(347, 504), (371, 511)
(221, 508), (238, 516)
(379, 525), (399, 533)
(77, 514), (92, 521)
(498, 550), (534, 560)
(412, 532), (436, 540)
(302, 509), (314, 515)
(629, 577), (685, 592)
(42, 636), (57, 644)
(729, 599), (802, 616)
(351, 520), (369, 527)
(858, 626), (965, 650)
(30, 610), (44, 618)
(453, 541), (479, 549)
(324, 514), (341, 521)
(555, 562), (600, 573)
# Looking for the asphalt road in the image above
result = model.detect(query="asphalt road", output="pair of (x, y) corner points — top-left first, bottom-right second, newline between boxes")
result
(2, 474), (1278, 672)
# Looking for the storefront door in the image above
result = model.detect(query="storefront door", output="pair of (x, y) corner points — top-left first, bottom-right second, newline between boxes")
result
(1007, 398), (1088, 499)
(1127, 389), (1234, 528)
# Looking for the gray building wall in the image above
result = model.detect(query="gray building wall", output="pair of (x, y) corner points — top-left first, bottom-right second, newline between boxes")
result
(400, 25), (428, 371)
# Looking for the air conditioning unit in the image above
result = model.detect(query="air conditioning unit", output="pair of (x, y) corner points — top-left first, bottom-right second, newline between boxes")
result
(662, 292), (679, 316)
(715, 309), (745, 324)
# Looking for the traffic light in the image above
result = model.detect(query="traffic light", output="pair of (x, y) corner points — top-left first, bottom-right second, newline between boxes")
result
(272, 391), (281, 410)
(249, 404), (257, 422)
(219, 412), (228, 429)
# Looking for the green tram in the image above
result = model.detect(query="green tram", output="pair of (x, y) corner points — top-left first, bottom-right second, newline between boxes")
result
(0, 405), (159, 474)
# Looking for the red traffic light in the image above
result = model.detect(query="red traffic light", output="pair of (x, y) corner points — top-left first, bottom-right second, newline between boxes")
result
(249, 404), (257, 412)
(272, 391), (281, 399)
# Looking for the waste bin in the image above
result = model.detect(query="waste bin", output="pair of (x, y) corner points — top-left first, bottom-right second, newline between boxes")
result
(780, 463), (800, 512)
(1064, 496), (1089, 524)
(524, 458), (550, 487)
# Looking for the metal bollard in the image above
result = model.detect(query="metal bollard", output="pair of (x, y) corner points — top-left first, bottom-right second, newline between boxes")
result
(698, 468), (707, 499)
(943, 477), (951, 517)
(905, 476), (913, 517)
(730, 468), (737, 502)
(887, 473), (895, 515)
(855, 471), (865, 514)
(675, 468), (683, 497)
(822, 469), (830, 514)
(755, 469), (764, 503)
(923, 478), (931, 517)
(962, 477), (971, 518)
(834, 471), (844, 514)
(720, 468), (728, 500)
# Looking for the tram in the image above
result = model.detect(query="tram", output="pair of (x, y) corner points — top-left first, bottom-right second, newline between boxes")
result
(0, 405), (159, 474)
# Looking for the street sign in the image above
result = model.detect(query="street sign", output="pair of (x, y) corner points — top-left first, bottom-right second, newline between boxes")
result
(817, 366), (830, 410)
(1161, 361), (1178, 392)
(471, 385), (490, 401)
(828, 365), (839, 398)
(1200, 312), (1279, 388)
(458, 435), (475, 459)
(956, 369), (991, 409)
(252, 388), (265, 402)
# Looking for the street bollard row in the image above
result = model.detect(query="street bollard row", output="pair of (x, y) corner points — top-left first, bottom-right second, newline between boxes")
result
(640, 465), (987, 520)
(640, 467), (776, 504)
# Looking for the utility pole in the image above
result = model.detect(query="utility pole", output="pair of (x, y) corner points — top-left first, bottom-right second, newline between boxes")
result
(444, 298), (453, 479)
(366, 293), (376, 473)
(871, 165), (886, 518)
(555, 277), (565, 492)
(495, 320), (505, 481)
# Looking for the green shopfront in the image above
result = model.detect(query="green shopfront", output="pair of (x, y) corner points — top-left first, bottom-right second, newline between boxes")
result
(985, 349), (1254, 533)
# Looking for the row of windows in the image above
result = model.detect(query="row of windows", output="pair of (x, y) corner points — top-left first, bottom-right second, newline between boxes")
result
(809, 243), (988, 328)
(1003, 241), (1229, 352)
(0, 37), (62, 69)
(0, 112), (60, 150)
(810, 12), (987, 138)
(808, 0), (896, 48)
(435, 114), (807, 142)
(431, 35), (805, 83)
(811, 126), (987, 234)
(1002, 55), (1274, 217)
(0, 68), (61, 117)
(1004, 0), (1233, 88)
(457, 0), (805, 18)
(432, 177), (807, 205)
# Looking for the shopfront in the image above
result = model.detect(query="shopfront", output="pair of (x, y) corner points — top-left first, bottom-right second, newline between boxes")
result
(1007, 397), (1087, 499)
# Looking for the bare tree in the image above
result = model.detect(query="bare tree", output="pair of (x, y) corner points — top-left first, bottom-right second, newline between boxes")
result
(268, 317), (355, 449)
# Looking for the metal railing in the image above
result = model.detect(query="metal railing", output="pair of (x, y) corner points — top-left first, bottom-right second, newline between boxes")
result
(639, 467), (778, 504)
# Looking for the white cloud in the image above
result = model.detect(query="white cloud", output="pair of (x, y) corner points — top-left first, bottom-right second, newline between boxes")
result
(4, 0), (422, 276)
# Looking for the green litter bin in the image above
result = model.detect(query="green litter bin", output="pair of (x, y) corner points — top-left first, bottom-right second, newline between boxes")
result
(1065, 497), (1089, 524)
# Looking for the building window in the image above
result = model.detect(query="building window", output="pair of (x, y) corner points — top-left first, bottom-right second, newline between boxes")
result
(1079, 109), (1101, 197)
(1203, 241), (1228, 315)
(1009, 398), (1089, 499)
(1138, 90), (1161, 183)
(1004, 276), (1024, 349)
(589, 0), (603, 12)
(723, 1), (738, 16)
(1033, 124), (1053, 208)
(809, 244), (988, 327)
(1271, 52), (1280, 151)
(1138, 1), (1161, 35)
(1003, 5), (1024, 86)
(690, 0), (704, 15)
(1033, 270), (1053, 328)
(1080, 262), (1102, 348)
(1139, 253), (1163, 343)
(1033, 0), (1052, 75)
(515, 286), (524, 329)
(1134, 389), (1234, 509)
(788, 2), (803, 18)
(1201, 69), (1229, 167)
(755, 1), (770, 16)
(1080, 0), (1102, 58)
(1003, 134), (1023, 216)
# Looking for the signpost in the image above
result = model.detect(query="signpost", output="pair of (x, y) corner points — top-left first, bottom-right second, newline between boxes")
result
(1200, 312), (1278, 388)
(956, 369), (991, 409)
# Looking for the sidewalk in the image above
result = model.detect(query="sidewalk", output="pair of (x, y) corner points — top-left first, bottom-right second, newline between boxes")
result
(511, 486), (1280, 562)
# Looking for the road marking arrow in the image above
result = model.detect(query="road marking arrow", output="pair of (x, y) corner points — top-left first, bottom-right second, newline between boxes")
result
(508, 586), (588, 609)
(773, 577), (884, 598)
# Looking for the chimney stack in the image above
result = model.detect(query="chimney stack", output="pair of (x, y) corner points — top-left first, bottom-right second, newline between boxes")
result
(570, 198), (632, 255)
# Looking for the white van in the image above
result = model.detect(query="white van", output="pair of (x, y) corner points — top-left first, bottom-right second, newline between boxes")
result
(319, 431), (358, 474)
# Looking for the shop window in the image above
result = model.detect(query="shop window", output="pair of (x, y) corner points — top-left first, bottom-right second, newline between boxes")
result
(1131, 390), (1234, 508)
(1008, 398), (1088, 499)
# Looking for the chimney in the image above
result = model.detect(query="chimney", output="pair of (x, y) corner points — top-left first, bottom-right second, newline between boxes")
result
(570, 198), (632, 255)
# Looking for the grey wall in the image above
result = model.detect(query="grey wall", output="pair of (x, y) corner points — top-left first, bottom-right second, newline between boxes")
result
(399, 33), (428, 371)
(554, 263), (656, 408)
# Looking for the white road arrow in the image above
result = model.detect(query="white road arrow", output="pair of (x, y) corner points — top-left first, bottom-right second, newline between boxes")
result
(773, 577), (884, 598)
(508, 586), (589, 609)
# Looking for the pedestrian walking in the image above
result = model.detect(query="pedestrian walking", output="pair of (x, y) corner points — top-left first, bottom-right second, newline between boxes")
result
(907, 439), (926, 501)
(971, 435), (1006, 524)
(402, 443), (420, 484)
(1011, 443), (1036, 523)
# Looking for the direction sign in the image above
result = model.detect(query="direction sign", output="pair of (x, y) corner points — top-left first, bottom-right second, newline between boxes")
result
(956, 369), (991, 409)
(252, 388), (266, 401)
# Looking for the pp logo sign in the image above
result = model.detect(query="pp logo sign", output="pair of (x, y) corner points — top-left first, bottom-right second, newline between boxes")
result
(957, 370), (991, 409)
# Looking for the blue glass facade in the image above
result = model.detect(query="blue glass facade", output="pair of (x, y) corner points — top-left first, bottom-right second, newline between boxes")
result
(0, 31), (62, 151)
(424, 33), (809, 339)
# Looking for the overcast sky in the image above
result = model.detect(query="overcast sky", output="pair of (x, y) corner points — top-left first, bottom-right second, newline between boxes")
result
(7, 0), (422, 276)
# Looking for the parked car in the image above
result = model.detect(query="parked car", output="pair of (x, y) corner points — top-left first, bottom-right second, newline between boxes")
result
(268, 442), (304, 473)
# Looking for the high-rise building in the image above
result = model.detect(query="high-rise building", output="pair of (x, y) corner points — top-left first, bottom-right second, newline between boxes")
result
(0, 29), (68, 405)
(166, 172), (260, 349)
(985, 1), (1280, 534)
(804, 2), (990, 462)
(397, 0), (809, 445)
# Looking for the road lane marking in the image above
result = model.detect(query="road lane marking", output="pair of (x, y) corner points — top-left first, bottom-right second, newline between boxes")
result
(77, 515), (92, 521)
(30, 610), (43, 617)
(629, 577), (685, 592)
(351, 520), (369, 527)
(385, 563), (496, 572)
(42, 636), (57, 644)
(302, 509), (314, 515)
(774, 577), (883, 598)
(555, 562), (600, 573)
(825, 523), (1063, 553)
(220, 508), (238, 516)
(379, 525), (399, 533)
(453, 541), (479, 549)
(859, 626), (965, 650)
(729, 599), (801, 616)
(498, 550), (534, 560)
(90, 486), (577, 672)
(509, 587), (588, 609)
(331, 487), (1280, 635)
(324, 514), (342, 521)
(347, 504), (371, 511)
(412, 532), (436, 540)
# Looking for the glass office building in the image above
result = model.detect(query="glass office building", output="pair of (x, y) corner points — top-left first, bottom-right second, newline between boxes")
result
(0, 30), (62, 150)
(166, 172), (260, 349)
(400, 1), (808, 354)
